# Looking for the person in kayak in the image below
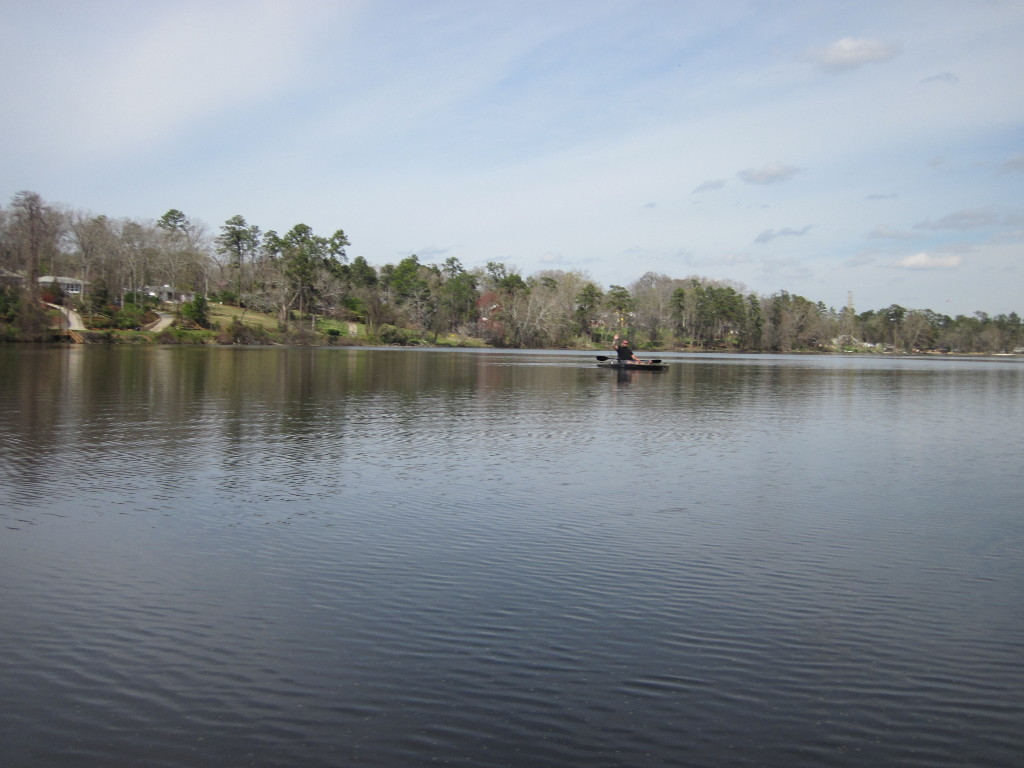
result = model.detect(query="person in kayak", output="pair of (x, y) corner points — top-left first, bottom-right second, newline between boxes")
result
(613, 334), (649, 364)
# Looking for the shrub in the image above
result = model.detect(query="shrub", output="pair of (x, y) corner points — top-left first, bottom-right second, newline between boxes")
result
(88, 314), (114, 329)
(282, 327), (319, 346)
(218, 318), (273, 345)
(211, 290), (238, 306)
(377, 324), (423, 346)
(180, 295), (210, 328)
(238, 293), (275, 314)
(115, 304), (147, 329)
(0, 287), (17, 323)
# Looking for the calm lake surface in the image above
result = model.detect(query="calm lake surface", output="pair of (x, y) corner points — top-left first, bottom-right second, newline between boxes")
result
(1, 346), (1022, 767)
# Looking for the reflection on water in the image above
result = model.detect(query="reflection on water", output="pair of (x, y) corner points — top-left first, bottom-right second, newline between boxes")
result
(1, 347), (1022, 767)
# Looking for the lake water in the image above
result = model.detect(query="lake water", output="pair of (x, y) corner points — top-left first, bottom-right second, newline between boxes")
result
(1, 346), (1022, 767)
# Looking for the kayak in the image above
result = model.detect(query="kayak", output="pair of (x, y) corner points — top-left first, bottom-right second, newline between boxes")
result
(596, 359), (669, 371)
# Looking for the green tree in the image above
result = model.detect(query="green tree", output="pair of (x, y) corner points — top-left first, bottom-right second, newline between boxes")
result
(767, 291), (822, 351)
(281, 224), (324, 321)
(605, 285), (634, 330)
(157, 209), (204, 302)
(574, 282), (603, 339)
(992, 312), (1022, 352)
(181, 294), (209, 327)
(485, 261), (527, 295)
(349, 255), (378, 287)
(436, 258), (479, 334)
(157, 208), (189, 235)
(739, 294), (764, 350)
(263, 223), (350, 327)
(216, 215), (261, 301)
(902, 309), (936, 351)
(479, 262), (531, 346)
(883, 304), (906, 349)
(689, 280), (747, 347)
(388, 255), (426, 302)
(670, 286), (689, 341)
(384, 255), (439, 330)
(343, 255), (385, 330)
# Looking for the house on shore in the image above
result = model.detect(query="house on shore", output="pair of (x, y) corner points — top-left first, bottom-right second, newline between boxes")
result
(144, 284), (195, 303)
(38, 276), (87, 295)
(1, 268), (25, 288)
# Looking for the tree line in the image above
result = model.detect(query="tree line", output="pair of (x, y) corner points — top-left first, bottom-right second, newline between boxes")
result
(1, 191), (1021, 353)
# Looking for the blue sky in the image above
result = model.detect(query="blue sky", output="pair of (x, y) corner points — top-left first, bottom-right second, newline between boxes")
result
(2, 0), (1022, 316)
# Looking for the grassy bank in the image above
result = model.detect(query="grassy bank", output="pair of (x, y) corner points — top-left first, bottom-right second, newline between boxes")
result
(82, 304), (486, 347)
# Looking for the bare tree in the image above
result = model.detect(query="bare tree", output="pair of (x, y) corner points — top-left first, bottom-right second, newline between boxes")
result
(630, 272), (677, 344)
(10, 191), (62, 284)
(68, 213), (117, 306)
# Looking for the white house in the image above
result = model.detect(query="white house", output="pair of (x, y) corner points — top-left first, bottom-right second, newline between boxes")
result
(38, 276), (86, 295)
(145, 284), (176, 302)
(144, 284), (194, 303)
(0, 268), (24, 287)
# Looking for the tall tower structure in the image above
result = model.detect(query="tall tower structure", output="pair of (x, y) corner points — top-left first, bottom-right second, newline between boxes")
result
(844, 291), (856, 338)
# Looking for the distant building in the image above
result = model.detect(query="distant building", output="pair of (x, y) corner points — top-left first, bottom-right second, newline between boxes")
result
(144, 284), (194, 303)
(38, 276), (86, 295)
(145, 284), (176, 302)
(0, 268), (25, 287)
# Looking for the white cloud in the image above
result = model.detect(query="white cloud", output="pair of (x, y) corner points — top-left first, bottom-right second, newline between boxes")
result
(991, 228), (1024, 244)
(407, 245), (453, 261)
(737, 163), (802, 185)
(755, 226), (811, 244)
(914, 209), (999, 230)
(539, 251), (569, 266)
(8, 2), (348, 162)
(761, 256), (814, 280)
(692, 179), (725, 193)
(1000, 153), (1024, 174)
(891, 252), (962, 270)
(844, 252), (877, 268)
(678, 251), (754, 270)
(809, 37), (902, 72)
(921, 72), (959, 84)
(867, 225), (912, 239)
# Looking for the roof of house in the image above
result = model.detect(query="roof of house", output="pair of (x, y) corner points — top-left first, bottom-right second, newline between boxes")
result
(37, 275), (88, 284)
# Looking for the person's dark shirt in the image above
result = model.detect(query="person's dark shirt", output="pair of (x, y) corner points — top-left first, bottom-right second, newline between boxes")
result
(616, 344), (633, 361)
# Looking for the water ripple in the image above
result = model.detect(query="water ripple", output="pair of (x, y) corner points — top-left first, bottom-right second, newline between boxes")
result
(2, 348), (1022, 767)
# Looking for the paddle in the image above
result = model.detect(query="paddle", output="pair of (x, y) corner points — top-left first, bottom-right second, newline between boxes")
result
(595, 356), (663, 364)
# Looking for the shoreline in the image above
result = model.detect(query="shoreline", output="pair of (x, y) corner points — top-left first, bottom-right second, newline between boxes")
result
(6, 332), (1019, 359)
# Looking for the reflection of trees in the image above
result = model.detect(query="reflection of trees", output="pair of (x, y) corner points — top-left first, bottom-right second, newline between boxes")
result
(10, 348), (993, 531)
(1, 350), (64, 481)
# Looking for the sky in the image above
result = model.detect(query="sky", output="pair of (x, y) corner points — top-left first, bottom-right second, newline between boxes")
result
(2, 0), (1022, 317)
